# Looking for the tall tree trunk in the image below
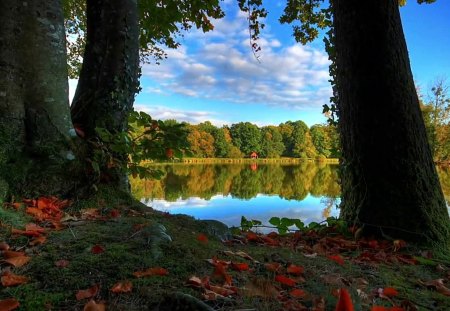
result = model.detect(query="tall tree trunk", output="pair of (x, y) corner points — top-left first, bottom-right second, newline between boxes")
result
(332, 0), (450, 243)
(0, 0), (75, 197)
(70, 0), (139, 190)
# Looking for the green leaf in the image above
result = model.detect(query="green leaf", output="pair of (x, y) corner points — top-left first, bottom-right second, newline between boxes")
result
(269, 217), (281, 226)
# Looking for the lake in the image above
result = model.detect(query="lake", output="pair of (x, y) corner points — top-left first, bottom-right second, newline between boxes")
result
(131, 162), (450, 229)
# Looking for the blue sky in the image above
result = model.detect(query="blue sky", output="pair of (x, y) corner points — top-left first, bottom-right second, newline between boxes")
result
(70, 1), (450, 127)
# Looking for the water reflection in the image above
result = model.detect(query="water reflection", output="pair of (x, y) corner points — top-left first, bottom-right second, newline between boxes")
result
(131, 162), (340, 227)
(131, 163), (450, 228)
(132, 162), (340, 202)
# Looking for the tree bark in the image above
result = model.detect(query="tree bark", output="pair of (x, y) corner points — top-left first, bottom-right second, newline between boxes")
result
(0, 0), (75, 197)
(71, 0), (139, 138)
(332, 0), (450, 243)
(70, 0), (139, 190)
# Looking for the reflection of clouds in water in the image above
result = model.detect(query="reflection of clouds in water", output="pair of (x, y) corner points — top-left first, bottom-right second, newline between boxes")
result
(142, 194), (340, 229)
(148, 197), (211, 209)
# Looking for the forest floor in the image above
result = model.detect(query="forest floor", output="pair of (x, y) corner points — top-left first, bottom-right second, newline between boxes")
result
(0, 187), (449, 311)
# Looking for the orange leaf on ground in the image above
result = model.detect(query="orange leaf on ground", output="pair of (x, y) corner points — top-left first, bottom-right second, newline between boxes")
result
(29, 236), (46, 246)
(335, 288), (354, 311)
(76, 284), (99, 301)
(11, 228), (41, 237)
(231, 262), (249, 271)
(3, 256), (31, 267)
(0, 242), (10, 251)
(287, 264), (304, 275)
(212, 263), (232, 285)
(289, 288), (306, 298)
(197, 233), (208, 244)
(91, 245), (105, 254)
(83, 300), (106, 311)
(1, 272), (28, 287)
(0, 298), (20, 311)
(275, 275), (296, 287)
(2, 251), (25, 259)
(111, 280), (133, 293)
(55, 259), (70, 268)
(382, 287), (399, 297)
(133, 267), (168, 278)
(25, 223), (45, 233)
(328, 254), (345, 265)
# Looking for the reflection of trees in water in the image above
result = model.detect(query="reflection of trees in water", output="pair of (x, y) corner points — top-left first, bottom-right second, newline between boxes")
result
(131, 163), (341, 202)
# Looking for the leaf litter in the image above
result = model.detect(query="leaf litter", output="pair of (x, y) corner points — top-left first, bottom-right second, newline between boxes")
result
(1, 195), (449, 310)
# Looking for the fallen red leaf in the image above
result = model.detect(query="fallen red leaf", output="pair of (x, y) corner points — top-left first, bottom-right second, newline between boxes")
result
(76, 284), (99, 300)
(197, 233), (208, 244)
(382, 287), (399, 297)
(1, 272), (28, 287)
(335, 288), (354, 311)
(289, 288), (306, 298)
(0, 242), (10, 251)
(91, 245), (105, 254)
(0, 298), (20, 311)
(55, 259), (70, 268)
(275, 275), (296, 287)
(111, 280), (133, 293)
(83, 299), (106, 311)
(246, 232), (259, 242)
(109, 209), (120, 218)
(231, 262), (249, 271)
(133, 267), (168, 278)
(328, 254), (345, 265)
(287, 264), (304, 275)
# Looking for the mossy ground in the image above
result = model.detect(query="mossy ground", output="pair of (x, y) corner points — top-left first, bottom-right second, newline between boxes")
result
(1, 187), (449, 310)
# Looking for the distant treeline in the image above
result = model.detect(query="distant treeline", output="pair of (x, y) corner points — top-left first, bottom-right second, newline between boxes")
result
(143, 120), (340, 159)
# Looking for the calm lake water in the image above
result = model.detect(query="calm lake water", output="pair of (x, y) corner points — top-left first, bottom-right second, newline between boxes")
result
(131, 162), (450, 229)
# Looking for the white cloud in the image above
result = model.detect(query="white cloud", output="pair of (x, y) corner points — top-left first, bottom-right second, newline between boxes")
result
(134, 104), (229, 126)
(140, 9), (332, 110)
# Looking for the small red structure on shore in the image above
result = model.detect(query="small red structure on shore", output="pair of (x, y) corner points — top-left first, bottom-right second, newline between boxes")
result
(250, 152), (258, 159)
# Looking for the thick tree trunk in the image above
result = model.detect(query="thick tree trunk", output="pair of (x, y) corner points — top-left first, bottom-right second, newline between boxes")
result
(0, 0), (75, 197)
(70, 0), (139, 190)
(71, 0), (139, 138)
(332, 0), (450, 243)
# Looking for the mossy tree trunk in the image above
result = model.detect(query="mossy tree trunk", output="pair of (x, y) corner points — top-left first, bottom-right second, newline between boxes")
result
(332, 0), (450, 243)
(70, 0), (139, 191)
(0, 0), (76, 197)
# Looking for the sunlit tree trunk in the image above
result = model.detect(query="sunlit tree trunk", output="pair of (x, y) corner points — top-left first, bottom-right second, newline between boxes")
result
(0, 0), (75, 197)
(332, 0), (450, 243)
